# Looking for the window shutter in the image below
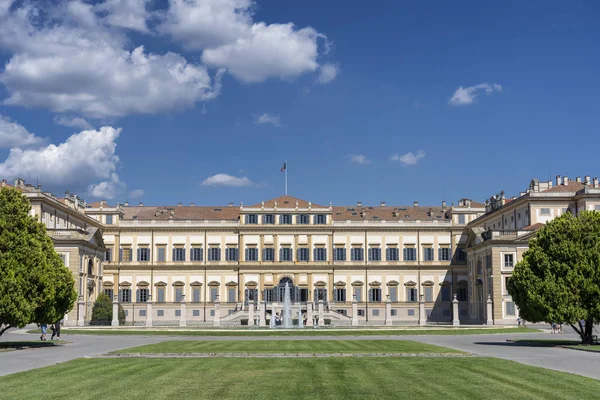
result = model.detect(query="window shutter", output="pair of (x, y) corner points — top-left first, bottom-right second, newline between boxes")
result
(368, 288), (373, 302)
(119, 248), (123, 261)
(245, 248), (249, 261)
(136, 289), (140, 302)
(137, 248), (140, 261)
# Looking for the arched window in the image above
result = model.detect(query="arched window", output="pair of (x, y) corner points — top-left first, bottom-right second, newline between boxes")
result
(87, 259), (94, 276)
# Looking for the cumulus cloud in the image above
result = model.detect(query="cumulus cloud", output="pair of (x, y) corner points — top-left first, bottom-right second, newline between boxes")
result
(316, 63), (338, 84)
(449, 83), (502, 106)
(129, 189), (145, 199)
(390, 150), (426, 166)
(0, 125), (125, 199)
(348, 154), (370, 165)
(202, 173), (255, 187)
(253, 113), (281, 127)
(0, 114), (45, 149)
(54, 116), (93, 130)
(95, 0), (151, 32)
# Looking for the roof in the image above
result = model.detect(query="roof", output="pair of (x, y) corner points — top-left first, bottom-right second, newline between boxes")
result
(455, 200), (485, 208)
(122, 205), (240, 221)
(523, 222), (545, 231)
(543, 181), (585, 193)
(331, 205), (449, 222)
(247, 195), (325, 209)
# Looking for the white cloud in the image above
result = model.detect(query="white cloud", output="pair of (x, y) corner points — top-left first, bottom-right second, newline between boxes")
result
(129, 189), (145, 198)
(94, 0), (151, 32)
(0, 114), (45, 149)
(0, 2), (223, 118)
(449, 83), (502, 106)
(390, 150), (426, 166)
(316, 63), (338, 84)
(0, 125), (125, 199)
(253, 113), (281, 127)
(54, 116), (93, 130)
(348, 154), (370, 165)
(202, 173), (254, 187)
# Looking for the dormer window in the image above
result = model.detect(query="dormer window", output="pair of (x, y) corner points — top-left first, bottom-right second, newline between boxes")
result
(105, 214), (113, 225)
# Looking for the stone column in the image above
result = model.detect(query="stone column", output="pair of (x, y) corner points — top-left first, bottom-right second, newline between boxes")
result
(452, 294), (460, 326)
(486, 294), (494, 325)
(146, 295), (153, 327)
(259, 302), (266, 326)
(248, 302), (255, 327)
(77, 295), (85, 327)
(111, 295), (120, 326)
(306, 301), (313, 326)
(179, 294), (187, 327)
(419, 294), (426, 326)
(318, 299), (325, 327)
(351, 295), (359, 326)
(385, 295), (392, 326)
(213, 296), (221, 327)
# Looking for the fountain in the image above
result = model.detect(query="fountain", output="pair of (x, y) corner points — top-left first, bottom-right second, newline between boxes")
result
(282, 282), (293, 328)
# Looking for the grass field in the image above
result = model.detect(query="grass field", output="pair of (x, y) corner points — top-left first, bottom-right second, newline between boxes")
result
(46, 327), (538, 337)
(0, 357), (598, 399)
(112, 339), (462, 354)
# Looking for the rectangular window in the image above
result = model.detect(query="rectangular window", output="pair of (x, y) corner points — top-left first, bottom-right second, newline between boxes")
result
(120, 247), (132, 262)
(441, 286), (451, 302)
(173, 247), (186, 262)
(174, 287), (183, 302)
(225, 247), (238, 261)
(157, 287), (165, 303)
(208, 247), (221, 261)
(351, 247), (364, 261)
(175, 310), (181, 317)
(334, 247), (346, 261)
(389, 286), (398, 302)
(263, 214), (275, 224)
(386, 247), (399, 261)
(314, 214), (327, 224)
(458, 214), (466, 224)
(403, 247), (416, 261)
(210, 287), (219, 302)
(505, 301), (516, 316)
(262, 248), (274, 261)
(407, 309), (415, 317)
(391, 309), (397, 316)
(246, 214), (258, 224)
(406, 288), (418, 302)
(368, 247), (381, 261)
(104, 288), (114, 300)
(118, 288), (131, 303)
(139, 309), (146, 317)
(210, 310), (215, 317)
(334, 288), (346, 302)
(157, 247), (166, 262)
(137, 247), (150, 262)
(192, 288), (201, 303)
(228, 288), (236, 303)
(540, 208), (551, 216)
(192, 309), (200, 317)
(357, 309), (365, 317)
(457, 248), (466, 262)
(595, 205), (600, 211)
(372, 309), (380, 317)
(353, 287), (362, 302)
(191, 247), (203, 261)
(264, 289), (273, 302)
(280, 214), (292, 224)
(298, 214), (309, 224)
(457, 287), (468, 302)
(105, 214), (113, 225)
(105, 248), (112, 262)
(424, 287), (433, 302)
(279, 248), (292, 261)
(504, 254), (514, 268)
(423, 247), (434, 261)
(136, 288), (149, 302)
(504, 277), (511, 295)
(313, 247), (327, 261)
(157, 310), (164, 317)
(297, 248), (309, 261)
(439, 247), (450, 261)
(369, 288), (382, 302)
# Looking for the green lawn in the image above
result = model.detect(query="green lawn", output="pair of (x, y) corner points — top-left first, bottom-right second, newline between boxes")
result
(0, 357), (598, 399)
(47, 327), (539, 337)
(112, 339), (462, 354)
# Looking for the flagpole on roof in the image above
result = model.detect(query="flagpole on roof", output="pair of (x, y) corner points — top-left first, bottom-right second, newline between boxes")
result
(285, 159), (288, 196)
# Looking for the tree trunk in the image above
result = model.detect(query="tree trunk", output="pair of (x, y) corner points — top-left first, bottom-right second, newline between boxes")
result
(0, 325), (12, 338)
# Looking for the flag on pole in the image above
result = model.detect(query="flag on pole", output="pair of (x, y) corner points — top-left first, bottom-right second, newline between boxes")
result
(281, 161), (287, 172)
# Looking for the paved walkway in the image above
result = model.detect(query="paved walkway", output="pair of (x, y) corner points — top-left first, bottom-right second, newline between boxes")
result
(2, 326), (599, 380)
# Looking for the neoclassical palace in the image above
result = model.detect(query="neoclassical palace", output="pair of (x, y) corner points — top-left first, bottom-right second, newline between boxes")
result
(3, 174), (600, 327)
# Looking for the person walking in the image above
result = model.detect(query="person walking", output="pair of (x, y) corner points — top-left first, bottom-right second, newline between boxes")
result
(51, 320), (61, 340)
(40, 323), (47, 341)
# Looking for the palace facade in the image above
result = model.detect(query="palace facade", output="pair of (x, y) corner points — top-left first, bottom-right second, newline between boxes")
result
(3, 174), (600, 327)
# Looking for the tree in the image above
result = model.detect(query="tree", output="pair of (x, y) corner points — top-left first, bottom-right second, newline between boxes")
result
(508, 211), (600, 344)
(90, 293), (125, 325)
(0, 187), (78, 337)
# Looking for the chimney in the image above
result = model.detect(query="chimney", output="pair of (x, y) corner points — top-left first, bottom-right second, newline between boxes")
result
(190, 202), (195, 206)
(357, 201), (362, 207)
(594, 177), (599, 188)
(100, 200), (105, 207)
(556, 175), (561, 186)
(428, 208), (433, 216)
(413, 201), (419, 207)
(380, 201), (386, 207)
(228, 202), (234, 207)
(124, 201), (129, 206)
(576, 176), (582, 183)
(585, 176), (591, 185)
(178, 202), (182, 206)
(442, 200), (447, 212)
(138, 202), (144, 206)
(563, 176), (569, 185)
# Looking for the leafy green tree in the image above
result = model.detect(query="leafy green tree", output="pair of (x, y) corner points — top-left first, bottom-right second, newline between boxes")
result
(0, 187), (78, 337)
(508, 211), (600, 344)
(90, 293), (125, 325)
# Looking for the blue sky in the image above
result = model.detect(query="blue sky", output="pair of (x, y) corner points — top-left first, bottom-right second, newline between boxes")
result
(0, 0), (598, 207)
